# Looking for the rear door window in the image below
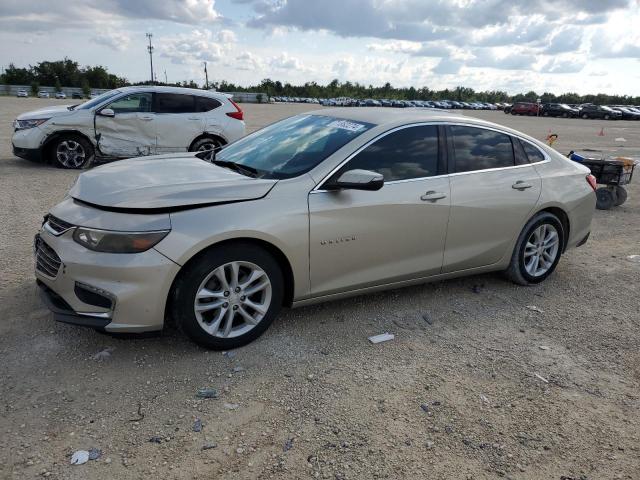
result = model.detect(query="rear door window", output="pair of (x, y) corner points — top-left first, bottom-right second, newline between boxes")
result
(450, 125), (515, 173)
(156, 93), (196, 114)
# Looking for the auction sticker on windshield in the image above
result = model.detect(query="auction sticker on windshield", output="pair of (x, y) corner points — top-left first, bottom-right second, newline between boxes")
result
(328, 120), (367, 132)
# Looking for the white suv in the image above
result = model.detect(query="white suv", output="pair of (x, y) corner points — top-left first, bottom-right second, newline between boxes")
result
(12, 86), (246, 168)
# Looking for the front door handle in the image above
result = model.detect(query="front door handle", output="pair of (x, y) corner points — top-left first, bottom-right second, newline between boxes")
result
(512, 181), (532, 190)
(187, 117), (200, 121)
(420, 191), (447, 202)
(139, 116), (154, 121)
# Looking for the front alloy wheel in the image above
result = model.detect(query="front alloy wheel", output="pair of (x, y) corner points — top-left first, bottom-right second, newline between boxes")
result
(194, 261), (272, 339)
(173, 243), (284, 349)
(53, 136), (93, 168)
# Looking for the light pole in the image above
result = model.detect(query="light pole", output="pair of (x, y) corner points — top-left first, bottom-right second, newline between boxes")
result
(203, 62), (209, 89)
(146, 33), (154, 84)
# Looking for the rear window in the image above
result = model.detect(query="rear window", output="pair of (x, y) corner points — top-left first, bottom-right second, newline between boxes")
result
(156, 93), (195, 114)
(450, 126), (515, 173)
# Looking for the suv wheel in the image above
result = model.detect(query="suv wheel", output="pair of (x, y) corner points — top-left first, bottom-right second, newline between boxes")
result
(581, 113), (589, 119)
(604, 114), (610, 120)
(190, 137), (224, 162)
(173, 243), (284, 349)
(51, 135), (93, 169)
(505, 212), (564, 285)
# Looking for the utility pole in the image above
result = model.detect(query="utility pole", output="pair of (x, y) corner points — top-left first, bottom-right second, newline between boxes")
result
(203, 62), (209, 89)
(164, 69), (167, 85)
(146, 33), (154, 84)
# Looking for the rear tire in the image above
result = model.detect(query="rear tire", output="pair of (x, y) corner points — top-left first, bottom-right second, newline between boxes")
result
(505, 212), (564, 286)
(582, 113), (589, 119)
(172, 243), (284, 350)
(604, 114), (610, 120)
(614, 186), (627, 206)
(190, 136), (224, 162)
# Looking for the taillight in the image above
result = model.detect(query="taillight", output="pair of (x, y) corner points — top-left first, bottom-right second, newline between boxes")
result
(226, 99), (244, 121)
(586, 174), (597, 191)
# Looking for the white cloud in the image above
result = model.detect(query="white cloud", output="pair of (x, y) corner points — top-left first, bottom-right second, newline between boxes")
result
(269, 53), (304, 70)
(159, 28), (234, 65)
(92, 31), (131, 51)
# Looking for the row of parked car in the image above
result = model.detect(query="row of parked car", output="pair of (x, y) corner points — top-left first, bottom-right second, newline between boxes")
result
(272, 96), (506, 110)
(272, 96), (640, 120)
(507, 102), (640, 120)
(16, 89), (100, 99)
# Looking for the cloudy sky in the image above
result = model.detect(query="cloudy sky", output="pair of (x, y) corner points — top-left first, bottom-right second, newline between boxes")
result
(1, 0), (639, 95)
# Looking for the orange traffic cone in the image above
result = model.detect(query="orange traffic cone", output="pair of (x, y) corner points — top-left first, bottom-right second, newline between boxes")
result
(598, 127), (605, 136)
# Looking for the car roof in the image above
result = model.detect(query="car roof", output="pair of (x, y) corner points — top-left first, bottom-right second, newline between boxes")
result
(308, 107), (545, 146)
(118, 85), (228, 99)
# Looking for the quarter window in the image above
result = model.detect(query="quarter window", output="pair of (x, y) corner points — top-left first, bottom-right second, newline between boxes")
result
(156, 93), (196, 114)
(195, 96), (222, 112)
(450, 126), (515, 173)
(107, 93), (152, 113)
(521, 140), (546, 163)
(339, 125), (439, 181)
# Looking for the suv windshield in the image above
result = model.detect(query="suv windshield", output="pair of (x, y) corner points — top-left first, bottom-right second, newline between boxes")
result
(215, 114), (375, 179)
(74, 90), (122, 110)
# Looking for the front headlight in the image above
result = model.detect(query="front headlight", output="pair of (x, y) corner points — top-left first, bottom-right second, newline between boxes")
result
(13, 118), (50, 130)
(73, 227), (170, 253)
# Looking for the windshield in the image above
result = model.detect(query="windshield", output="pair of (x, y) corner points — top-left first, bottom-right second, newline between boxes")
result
(215, 114), (375, 179)
(74, 90), (122, 110)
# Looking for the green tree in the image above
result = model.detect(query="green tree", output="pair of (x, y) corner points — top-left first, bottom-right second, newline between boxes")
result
(54, 77), (62, 92)
(30, 81), (39, 96)
(81, 79), (90, 97)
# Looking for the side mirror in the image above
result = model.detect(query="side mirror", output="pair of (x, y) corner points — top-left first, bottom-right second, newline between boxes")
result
(98, 108), (115, 117)
(326, 169), (384, 191)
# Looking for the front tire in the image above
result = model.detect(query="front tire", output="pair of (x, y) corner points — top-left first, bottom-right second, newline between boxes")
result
(505, 212), (564, 286)
(51, 134), (93, 169)
(595, 188), (615, 210)
(614, 186), (627, 206)
(172, 243), (284, 350)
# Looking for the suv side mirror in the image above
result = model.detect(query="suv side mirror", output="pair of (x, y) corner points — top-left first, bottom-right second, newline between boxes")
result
(98, 108), (115, 117)
(325, 169), (384, 191)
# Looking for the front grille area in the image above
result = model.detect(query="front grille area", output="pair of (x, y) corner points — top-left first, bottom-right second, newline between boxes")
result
(35, 236), (62, 278)
(46, 215), (74, 235)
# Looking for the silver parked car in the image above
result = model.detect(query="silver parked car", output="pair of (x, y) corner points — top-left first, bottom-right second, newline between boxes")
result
(35, 109), (596, 349)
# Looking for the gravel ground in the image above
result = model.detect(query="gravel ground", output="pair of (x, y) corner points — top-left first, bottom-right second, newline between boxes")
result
(1, 97), (639, 480)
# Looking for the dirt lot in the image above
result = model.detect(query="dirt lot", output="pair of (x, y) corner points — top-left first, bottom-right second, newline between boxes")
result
(1, 97), (639, 480)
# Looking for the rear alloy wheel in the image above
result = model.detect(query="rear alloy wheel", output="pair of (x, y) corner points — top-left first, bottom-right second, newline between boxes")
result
(582, 113), (589, 119)
(614, 186), (627, 206)
(191, 137), (223, 162)
(52, 135), (93, 169)
(506, 212), (564, 285)
(173, 243), (283, 349)
(604, 114), (611, 120)
(595, 187), (616, 210)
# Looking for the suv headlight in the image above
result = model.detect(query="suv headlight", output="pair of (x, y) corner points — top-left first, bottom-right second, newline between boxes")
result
(14, 118), (50, 130)
(73, 227), (170, 253)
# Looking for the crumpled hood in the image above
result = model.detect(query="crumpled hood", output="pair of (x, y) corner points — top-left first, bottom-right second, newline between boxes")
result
(17, 105), (75, 120)
(70, 154), (278, 210)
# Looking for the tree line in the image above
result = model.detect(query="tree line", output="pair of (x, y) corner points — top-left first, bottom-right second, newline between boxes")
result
(2, 59), (639, 105)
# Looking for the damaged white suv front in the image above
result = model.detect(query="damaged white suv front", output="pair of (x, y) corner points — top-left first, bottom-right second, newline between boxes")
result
(12, 86), (245, 168)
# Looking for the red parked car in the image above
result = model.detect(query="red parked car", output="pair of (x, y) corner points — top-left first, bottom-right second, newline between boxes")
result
(510, 102), (540, 116)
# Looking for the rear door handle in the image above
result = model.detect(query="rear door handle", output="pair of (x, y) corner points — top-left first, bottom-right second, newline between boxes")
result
(420, 191), (447, 202)
(187, 117), (200, 121)
(512, 181), (532, 190)
(139, 116), (154, 121)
